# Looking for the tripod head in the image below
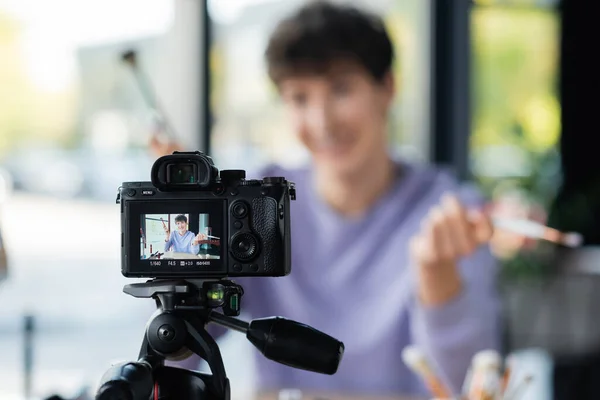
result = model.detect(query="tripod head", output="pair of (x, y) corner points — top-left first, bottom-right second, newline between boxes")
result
(95, 279), (344, 400)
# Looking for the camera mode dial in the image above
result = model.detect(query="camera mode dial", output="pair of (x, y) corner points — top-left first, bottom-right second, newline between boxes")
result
(262, 177), (285, 185)
(230, 232), (259, 262)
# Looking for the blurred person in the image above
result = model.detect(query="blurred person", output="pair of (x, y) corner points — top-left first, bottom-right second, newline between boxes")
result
(0, 225), (7, 284)
(151, 1), (500, 396)
(163, 214), (200, 254)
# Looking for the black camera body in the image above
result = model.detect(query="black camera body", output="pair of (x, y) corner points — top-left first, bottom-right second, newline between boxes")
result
(118, 151), (295, 279)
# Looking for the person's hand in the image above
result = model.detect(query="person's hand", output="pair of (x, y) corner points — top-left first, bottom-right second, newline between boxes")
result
(162, 220), (170, 241)
(486, 193), (545, 258)
(409, 194), (494, 306)
(192, 233), (207, 245)
(149, 132), (182, 157)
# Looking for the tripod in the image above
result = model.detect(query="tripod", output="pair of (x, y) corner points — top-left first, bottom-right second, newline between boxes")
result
(95, 279), (344, 400)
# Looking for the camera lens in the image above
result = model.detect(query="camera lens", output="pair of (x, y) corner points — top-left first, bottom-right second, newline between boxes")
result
(231, 201), (248, 218)
(230, 233), (259, 261)
(167, 163), (197, 184)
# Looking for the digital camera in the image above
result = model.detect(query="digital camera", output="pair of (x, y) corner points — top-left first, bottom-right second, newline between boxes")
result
(117, 151), (295, 279)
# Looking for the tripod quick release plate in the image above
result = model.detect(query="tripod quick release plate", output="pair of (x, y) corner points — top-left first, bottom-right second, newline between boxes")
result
(124, 279), (244, 316)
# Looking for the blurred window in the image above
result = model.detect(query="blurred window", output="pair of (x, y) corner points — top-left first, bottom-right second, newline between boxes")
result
(469, 1), (561, 264)
(470, 0), (561, 202)
(0, 1), (176, 398)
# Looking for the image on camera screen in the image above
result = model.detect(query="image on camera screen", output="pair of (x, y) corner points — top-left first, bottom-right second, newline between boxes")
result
(140, 213), (221, 261)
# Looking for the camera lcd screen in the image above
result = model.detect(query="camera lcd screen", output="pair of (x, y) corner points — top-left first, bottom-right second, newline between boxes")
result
(127, 200), (226, 275)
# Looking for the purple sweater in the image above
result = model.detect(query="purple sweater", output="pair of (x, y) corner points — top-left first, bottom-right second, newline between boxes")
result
(176, 161), (501, 396)
(164, 230), (199, 254)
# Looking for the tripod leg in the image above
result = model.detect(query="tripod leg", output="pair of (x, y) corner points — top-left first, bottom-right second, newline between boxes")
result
(183, 315), (229, 399)
(138, 332), (154, 360)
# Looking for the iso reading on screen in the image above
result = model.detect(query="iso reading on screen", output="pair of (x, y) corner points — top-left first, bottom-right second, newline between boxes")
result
(149, 261), (212, 267)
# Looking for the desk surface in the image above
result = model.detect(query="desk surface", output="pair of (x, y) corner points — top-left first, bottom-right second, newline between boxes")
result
(148, 251), (220, 260)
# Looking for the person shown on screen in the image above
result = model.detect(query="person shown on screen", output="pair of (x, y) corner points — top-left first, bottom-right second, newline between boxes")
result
(163, 215), (200, 254)
(151, 1), (500, 397)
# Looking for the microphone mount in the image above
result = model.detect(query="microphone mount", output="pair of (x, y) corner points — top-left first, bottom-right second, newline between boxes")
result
(95, 279), (344, 400)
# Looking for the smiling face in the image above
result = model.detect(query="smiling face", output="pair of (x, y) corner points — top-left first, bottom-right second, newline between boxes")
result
(278, 62), (395, 179)
(176, 220), (187, 234)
